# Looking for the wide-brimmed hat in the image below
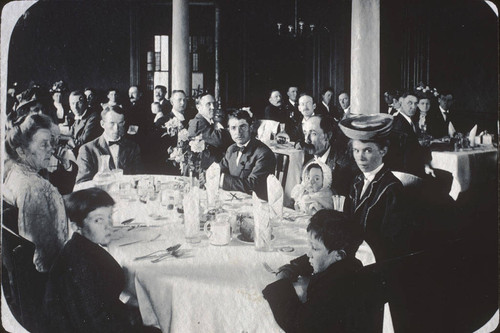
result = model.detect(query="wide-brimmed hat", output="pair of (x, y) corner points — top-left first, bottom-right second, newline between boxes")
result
(339, 113), (393, 140)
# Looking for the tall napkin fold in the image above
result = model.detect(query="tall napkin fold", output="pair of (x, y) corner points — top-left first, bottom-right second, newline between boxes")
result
(448, 122), (457, 137)
(205, 163), (221, 208)
(266, 175), (283, 220)
(252, 192), (272, 250)
(468, 124), (478, 147)
(257, 120), (280, 143)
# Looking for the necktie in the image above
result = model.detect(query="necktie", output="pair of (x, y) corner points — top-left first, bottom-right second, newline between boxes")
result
(360, 177), (370, 199)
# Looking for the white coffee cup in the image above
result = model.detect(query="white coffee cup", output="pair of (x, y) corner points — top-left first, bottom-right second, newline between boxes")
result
(204, 214), (232, 246)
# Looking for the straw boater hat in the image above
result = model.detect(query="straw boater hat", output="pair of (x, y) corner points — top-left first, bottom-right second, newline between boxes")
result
(339, 113), (393, 140)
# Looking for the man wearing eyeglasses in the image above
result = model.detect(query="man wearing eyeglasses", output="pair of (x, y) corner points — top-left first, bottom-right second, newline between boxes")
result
(76, 105), (142, 184)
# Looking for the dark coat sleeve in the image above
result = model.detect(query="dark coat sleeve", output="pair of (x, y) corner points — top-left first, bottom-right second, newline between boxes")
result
(188, 115), (227, 148)
(47, 161), (78, 195)
(75, 143), (98, 184)
(75, 113), (103, 148)
(121, 140), (143, 175)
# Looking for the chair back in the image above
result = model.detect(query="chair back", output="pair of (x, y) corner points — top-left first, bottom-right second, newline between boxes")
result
(2, 201), (47, 332)
(274, 153), (289, 189)
(391, 171), (423, 188)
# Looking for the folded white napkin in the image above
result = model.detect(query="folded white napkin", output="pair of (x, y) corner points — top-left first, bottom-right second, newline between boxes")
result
(448, 122), (457, 137)
(205, 163), (221, 208)
(266, 175), (283, 220)
(252, 192), (271, 250)
(257, 120), (280, 142)
(469, 124), (478, 147)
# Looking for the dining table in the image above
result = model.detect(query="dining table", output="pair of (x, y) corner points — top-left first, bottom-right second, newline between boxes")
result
(75, 174), (378, 333)
(430, 145), (497, 200)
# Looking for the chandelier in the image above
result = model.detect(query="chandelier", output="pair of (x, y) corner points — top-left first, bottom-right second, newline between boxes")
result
(276, 0), (316, 38)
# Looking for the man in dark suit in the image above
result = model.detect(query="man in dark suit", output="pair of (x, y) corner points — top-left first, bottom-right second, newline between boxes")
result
(337, 91), (352, 119)
(284, 86), (300, 121)
(427, 91), (454, 139)
(188, 93), (231, 170)
(220, 109), (276, 200)
(69, 90), (103, 155)
(315, 87), (336, 119)
(302, 115), (357, 196)
(76, 105), (142, 184)
(387, 91), (433, 177)
(154, 85), (171, 114)
(263, 89), (285, 121)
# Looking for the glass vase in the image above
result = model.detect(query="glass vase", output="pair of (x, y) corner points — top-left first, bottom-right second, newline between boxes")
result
(183, 171), (201, 243)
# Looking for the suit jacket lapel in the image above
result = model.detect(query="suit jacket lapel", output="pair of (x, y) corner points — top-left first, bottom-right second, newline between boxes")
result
(234, 139), (256, 175)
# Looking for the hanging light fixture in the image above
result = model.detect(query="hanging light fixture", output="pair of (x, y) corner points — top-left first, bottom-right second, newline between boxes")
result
(276, 0), (316, 38)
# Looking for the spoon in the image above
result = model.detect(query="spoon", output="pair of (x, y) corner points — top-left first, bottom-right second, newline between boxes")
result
(134, 243), (182, 261)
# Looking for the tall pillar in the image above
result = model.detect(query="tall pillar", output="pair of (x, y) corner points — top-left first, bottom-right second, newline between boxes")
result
(172, 0), (190, 96)
(351, 0), (380, 114)
(214, 3), (221, 102)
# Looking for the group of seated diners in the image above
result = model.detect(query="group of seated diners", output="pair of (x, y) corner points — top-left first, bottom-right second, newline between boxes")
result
(2, 80), (489, 332)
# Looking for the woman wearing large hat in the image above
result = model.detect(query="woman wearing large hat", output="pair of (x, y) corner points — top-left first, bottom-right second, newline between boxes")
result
(340, 114), (409, 261)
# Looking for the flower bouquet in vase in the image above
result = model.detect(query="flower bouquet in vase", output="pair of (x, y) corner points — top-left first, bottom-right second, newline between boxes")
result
(169, 130), (207, 243)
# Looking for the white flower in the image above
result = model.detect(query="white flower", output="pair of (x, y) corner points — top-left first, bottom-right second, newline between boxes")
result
(241, 107), (253, 118)
(169, 147), (184, 163)
(178, 129), (189, 142)
(166, 117), (181, 130)
(189, 136), (205, 153)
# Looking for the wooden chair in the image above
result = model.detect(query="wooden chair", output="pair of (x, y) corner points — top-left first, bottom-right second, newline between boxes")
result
(360, 236), (498, 333)
(2, 201), (47, 332)
(274, 153), (289, 189)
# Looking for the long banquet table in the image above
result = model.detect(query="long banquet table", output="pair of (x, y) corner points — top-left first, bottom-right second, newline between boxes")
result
(430, 146), (497, 200)
(75, 174), (376, 332)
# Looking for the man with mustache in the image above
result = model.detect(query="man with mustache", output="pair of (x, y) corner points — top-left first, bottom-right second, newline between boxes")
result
(302, 115), (357, 196)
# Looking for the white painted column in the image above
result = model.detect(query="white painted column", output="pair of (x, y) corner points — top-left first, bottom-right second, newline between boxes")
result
(172, 0), (190, 95)
(351, 0), (380, 114)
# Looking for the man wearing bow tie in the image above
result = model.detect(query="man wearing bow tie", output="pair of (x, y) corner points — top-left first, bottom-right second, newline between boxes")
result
(219, 109), (276, 200)
(76, 105), (142, 183)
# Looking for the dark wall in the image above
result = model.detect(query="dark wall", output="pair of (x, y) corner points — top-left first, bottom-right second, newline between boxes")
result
(381, 0), (498, 133)
(220, 0), (351, 115)
(8, 1), (131, 99)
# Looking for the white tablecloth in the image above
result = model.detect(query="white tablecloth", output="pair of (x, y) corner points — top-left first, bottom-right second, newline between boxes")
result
(76, 175), (376, 332)
(431, 146), (497, 200)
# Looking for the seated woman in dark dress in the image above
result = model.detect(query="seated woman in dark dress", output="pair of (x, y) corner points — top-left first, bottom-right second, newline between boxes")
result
(263, 210), (370, 333)
(44, 188), (158, 333)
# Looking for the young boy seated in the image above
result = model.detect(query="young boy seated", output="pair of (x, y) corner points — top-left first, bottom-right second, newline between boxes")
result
(44, 188), (158, 332)
(291, 161), (334, 214)
(263, 210), (374, 333)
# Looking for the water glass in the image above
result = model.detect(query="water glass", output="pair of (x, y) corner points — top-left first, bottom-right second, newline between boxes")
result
(161, 189), (175, 211)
